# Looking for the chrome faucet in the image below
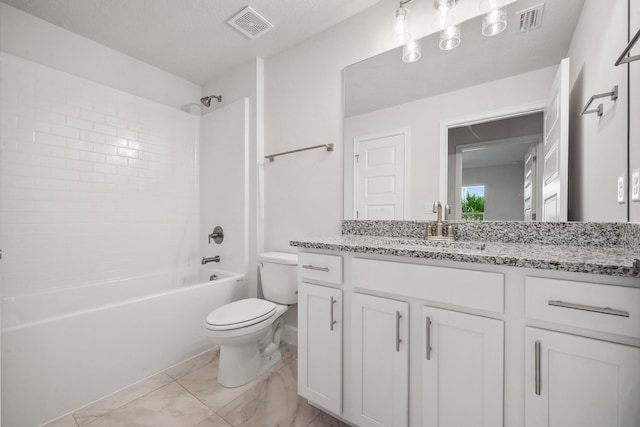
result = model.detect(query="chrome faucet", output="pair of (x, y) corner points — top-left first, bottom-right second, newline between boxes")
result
(201, 256), (220, 265)
(426, 201), (455, 241)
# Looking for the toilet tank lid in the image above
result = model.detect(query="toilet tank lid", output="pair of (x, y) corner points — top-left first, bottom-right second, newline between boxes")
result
(259, 251), (298, 265)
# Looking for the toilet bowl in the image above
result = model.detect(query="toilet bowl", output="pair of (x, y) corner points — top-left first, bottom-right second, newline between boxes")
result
(203, 252), (298, 388)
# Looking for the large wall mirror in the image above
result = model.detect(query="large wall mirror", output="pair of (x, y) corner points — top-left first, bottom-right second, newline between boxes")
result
(344, 0), (631, 222)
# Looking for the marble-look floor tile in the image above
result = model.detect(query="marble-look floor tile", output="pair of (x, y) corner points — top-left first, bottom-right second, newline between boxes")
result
(307, 411), (352, 427)
(193, 413), (232, 427)
(281, 343), (298, 363)
(42, 413), (79, 427)
(165, 347), (220, 380)
(86, 382), (212, 427)
(217, 359), (319, 427)
(73, 373), (173, 426)
(176, 345), (288, 412)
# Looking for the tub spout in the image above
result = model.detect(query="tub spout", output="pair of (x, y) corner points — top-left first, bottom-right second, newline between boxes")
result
(202, 256), (220, 265)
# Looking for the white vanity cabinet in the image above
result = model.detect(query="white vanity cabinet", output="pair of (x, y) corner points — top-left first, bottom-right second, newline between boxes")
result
(422, 307), (504, 427)
(524, 276), (640, 427)
(297, 253), (344, 415)
(524, 327), (640, 427)
(350, 292), (409, 427)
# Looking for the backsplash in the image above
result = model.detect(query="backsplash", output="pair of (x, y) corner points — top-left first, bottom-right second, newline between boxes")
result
(342, 220), (640, 250)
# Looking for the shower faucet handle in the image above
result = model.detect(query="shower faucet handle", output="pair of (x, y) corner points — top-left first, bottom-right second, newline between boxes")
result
(208, 226), (224, 244)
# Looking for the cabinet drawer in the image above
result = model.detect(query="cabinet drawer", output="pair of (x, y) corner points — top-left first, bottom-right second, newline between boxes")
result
(352, 258), (504, 313)
(298, 252), (343, 284)
(525, 277), (640, 338)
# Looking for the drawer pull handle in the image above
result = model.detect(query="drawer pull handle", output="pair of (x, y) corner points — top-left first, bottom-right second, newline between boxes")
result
(330, 296), (337, 331)
(302, 265), (330, 272)
(425, 316), (432, 361)
(534, 340), (541, 396)
(396, 311), (402, 352)
(548, 300), (630, 317)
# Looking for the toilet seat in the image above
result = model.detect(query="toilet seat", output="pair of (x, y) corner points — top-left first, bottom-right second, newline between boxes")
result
(205, 298), (276, 331)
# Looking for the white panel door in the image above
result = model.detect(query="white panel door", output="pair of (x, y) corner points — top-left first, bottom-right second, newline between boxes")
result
(542, 58), (569, 221)
(524, 145), (536, 221)
(422, 307), (504, 427)
(354, 131), (406, 220)
(525, 327), (640, 427)
(351, 293), (409, 427)
(298, 282), (342, 414)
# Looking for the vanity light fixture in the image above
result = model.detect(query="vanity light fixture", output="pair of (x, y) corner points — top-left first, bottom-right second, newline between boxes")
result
(439, 25), (461, 50)
(478, 0), (506, 12)
(482, 7), (507, 36)
(394, 5), (411, 44)
(403, 39), (422, 62)
(433, 0), (458, 28)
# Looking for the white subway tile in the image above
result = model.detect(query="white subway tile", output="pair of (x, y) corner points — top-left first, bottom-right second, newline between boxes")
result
(93, 123), (117, 136)
(52, 169), (80, 181)
(80, 151), (105, 163)
(66, 138), (94, 151)
(106, 116), (127, 128)
(18, 142), (52, 156)
(116, 147), (138, 158)
(66, 116), (93, 131)
(117, 166), (138, 177)
(80, 172), (105, 183)
(35, 110), (66, 125)
(51, 103), (80, 118)
(66, 95), (92, 110)
(32, 155), (66, 169)
(51, 124), (80, 139)
(51, 146), (81, 160)
(105, 155), (128, 166)
(93, 183), (117, 192)
(80, 109), (106, 124)
(34, 132), (66, 147)
(117, 128), (138, 140)
(106, 174), (128, 185)
(105, 136), (128, 148)
(93, 143), (118, 155)
(128, 158), (151, 169)
(80, 130), (106, 143)
(66, 159), (93, 172)
(66, 181), (93, 192)
(93, 163), (116, 175)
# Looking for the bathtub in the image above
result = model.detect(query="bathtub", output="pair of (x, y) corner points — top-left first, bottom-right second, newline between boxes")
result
(1, 266), (246, 427)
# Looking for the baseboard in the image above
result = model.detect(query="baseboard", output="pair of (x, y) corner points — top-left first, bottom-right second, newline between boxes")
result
(282, 324), (297, 346)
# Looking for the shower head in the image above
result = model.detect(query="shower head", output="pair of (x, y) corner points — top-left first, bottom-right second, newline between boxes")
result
(200, 95), (222, 107)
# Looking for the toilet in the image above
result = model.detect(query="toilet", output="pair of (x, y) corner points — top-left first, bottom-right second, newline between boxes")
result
(203, 251), (298, 387)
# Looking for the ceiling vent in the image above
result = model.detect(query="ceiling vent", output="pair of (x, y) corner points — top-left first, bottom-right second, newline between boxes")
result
(516, 3), (544, 33)
(228, 6), (274, 40)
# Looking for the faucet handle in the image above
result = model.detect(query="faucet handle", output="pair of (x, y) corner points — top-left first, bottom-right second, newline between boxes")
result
(444, 204), (451, 220)
(432, 201), (441, 213)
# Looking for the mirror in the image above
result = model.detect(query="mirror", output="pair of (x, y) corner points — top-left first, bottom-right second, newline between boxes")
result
(344, 0), (630, 222)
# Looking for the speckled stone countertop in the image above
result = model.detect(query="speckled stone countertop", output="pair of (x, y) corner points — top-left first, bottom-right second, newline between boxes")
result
(290, 234), (640, 278)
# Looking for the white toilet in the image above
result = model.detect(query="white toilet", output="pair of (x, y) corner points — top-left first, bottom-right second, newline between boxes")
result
(203, 252), (298, 388)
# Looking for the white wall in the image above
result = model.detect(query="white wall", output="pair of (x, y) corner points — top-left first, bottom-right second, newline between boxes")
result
(344, 66), (556, 220)
(263, 0), (518, 251)
(199, 99), (249, 274)
(202, 58), (265, 298)
(567, 0), (629, 222)
(463, 164), (525, 221)
(0, 53), (199, 298)
(630, 0), (640, 222)
(0, 3), (200, 110)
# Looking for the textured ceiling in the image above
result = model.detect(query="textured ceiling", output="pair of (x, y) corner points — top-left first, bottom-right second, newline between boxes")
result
(0, 0), (382, 85)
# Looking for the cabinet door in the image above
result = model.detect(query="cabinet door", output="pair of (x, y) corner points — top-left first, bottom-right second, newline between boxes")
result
(525, 327), (640, 427)
(422, 307), (504, 427)
(351, 292), (409, 427)
(298, 282), (342, 414)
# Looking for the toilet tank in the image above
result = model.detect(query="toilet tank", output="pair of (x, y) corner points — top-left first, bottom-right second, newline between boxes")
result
(259, 252), (298, 305)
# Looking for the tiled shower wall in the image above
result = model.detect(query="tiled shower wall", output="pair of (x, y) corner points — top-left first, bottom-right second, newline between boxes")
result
(0, 53), (199, 298)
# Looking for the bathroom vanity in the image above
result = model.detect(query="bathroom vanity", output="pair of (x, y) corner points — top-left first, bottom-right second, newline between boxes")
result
(292, 222), (640, 427)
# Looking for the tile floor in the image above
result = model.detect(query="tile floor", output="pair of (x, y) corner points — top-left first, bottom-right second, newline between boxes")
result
(43, 345), (350, 427)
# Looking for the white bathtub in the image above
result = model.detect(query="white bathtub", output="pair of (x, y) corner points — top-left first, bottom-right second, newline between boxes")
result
(1, 266), (246, 427)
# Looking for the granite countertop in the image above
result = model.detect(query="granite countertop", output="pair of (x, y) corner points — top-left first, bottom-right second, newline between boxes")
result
(290, 235), (640, 278)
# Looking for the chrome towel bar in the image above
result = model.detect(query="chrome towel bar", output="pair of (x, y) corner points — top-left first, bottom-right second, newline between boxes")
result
(265, 143), (333, 162)
(581, 85), (618, 117)
(615, 28), (640, 66)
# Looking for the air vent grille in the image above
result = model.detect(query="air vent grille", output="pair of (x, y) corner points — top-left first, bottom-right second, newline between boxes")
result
(516, 3), (544, 33)
(228, 6), (274, 40)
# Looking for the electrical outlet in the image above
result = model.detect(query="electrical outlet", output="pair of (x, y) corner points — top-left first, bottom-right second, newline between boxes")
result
(632, 169), (640, 202)
(617, 175), (626, 203)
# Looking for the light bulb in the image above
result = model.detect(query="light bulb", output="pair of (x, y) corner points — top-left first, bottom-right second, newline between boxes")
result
(402, 40), (422, 63)
(395, 7), (411, 45)
(439, 25), (461, 50)
(433, 0), (457, 29)
(482, 7), (507, 36)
